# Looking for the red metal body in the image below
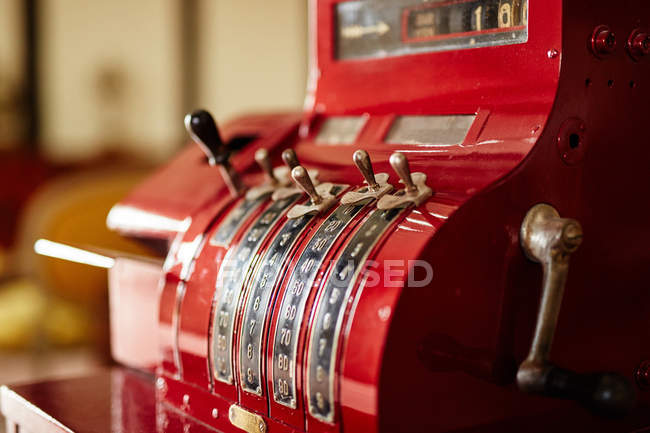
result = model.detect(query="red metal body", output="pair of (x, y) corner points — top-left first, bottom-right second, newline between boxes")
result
(3, 0), (650, 432)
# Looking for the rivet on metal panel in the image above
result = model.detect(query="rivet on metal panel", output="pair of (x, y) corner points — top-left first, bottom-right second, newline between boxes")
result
(626, 29), (650, 61)
(155, 377), (167, 396)
(635, 360), (650, 390)
(591, 25), (616, 57)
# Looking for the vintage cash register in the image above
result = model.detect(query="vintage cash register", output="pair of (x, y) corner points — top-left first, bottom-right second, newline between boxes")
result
(3, 0), (650, 432)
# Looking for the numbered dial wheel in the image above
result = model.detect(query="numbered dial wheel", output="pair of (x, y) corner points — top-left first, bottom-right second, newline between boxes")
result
(470, 0), (499, 31)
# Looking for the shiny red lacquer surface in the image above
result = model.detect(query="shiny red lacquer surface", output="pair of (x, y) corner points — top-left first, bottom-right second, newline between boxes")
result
(109, 257), (162, 371)
(4, 0), (650, 432)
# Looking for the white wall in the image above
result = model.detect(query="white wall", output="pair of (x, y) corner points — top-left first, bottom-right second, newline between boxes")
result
(38, 0), (184, 161)
(35, 0), (308, 161)
(196, 0), (308, 123)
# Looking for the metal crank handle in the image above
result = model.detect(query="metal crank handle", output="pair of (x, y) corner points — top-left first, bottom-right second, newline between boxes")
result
(517, 204), (634, 417)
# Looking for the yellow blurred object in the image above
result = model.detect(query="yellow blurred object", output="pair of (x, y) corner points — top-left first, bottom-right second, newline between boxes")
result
(42, 297), (94, 346)
(0, 278), (95, 349)
(0, 279), (45, 349)
(17, 167), (154, 303)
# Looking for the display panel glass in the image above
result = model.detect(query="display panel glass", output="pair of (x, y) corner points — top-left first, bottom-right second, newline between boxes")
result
(315, 116), (368, 144)
(385, 115), (476, 145)
(336, 0), (528, 60)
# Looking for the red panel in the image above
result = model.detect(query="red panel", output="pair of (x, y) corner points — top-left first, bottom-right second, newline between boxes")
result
(313, 0), (561, 116)
(0, 369), (156, 433)
(158, 198), (231, 378)
(31, 1), (648, 432)
(110, 114), (302, 240)
(108, 257), (162, 371)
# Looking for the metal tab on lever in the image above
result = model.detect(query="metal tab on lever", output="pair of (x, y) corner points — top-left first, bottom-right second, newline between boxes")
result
(341, 149), (393, 205)
(377, 152), (432, 210)
(286, 166), (336, 219)
(245, 148), (292, 200)
(185, 109), (245, 197)
(272, 149), (319, 201)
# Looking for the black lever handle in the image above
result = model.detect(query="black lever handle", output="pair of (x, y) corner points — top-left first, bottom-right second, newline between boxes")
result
(184, 109), (244, 197)
(525, 366), (635, 417)
(184, 109), (228, 165)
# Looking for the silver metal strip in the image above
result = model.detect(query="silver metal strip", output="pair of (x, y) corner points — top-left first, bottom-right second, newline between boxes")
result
(239, 186), (347, 396)
(239, 209), (315, 395)
(272, 198), (371, 409)
(306, 206), (407, 423)
(212, 195), (300, 384)
(211, 195), (269, 247)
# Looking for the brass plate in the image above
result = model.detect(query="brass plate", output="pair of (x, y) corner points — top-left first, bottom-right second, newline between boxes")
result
(229, 404), (266, 433)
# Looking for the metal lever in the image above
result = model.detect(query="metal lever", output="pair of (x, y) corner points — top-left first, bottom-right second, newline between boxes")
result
(272, 149), (319, 201)
(245, 148), (293, 200)
(286, 166), (336, 219)
(282, 148), (300, 169)
(518, 204), (634, 417)
(185, 109), (245, 197)
(341, 150), (393, 205)
(377, 152), (432, 210)
(256, 148), (278, 185)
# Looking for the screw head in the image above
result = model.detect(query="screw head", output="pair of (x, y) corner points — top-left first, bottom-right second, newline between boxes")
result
(155, 377), (167, 395)
(591, 26), (616, 57)
(635, 360), (650, 390)
(627, 29), (650, 60)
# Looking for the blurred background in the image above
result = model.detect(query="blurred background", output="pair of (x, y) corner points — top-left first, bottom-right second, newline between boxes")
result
(0, 0), (307, 386)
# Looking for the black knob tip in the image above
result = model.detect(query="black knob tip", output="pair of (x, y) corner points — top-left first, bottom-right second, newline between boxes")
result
(586, 372), (636, 417)
(544, 367), (635, 417)
(184, 109), (227, 165)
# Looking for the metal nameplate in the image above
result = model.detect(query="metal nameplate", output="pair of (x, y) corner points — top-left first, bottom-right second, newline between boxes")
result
(239, 186), (346, 396)
(211, 195), (269, 247)
(272, 198), (371, 408)
(307, 206), (407, 423)
(212, 195), (299, 384)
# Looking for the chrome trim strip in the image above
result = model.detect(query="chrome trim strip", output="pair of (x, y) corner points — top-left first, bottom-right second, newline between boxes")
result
(272, 198), (370, 408)
(212, 195), (300, 384)
(210, 195), (269, 247)
(239, 210), (314, 395)
(306, 206), (407, 423)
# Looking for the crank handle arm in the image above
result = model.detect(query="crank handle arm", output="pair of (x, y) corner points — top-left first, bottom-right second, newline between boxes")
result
(517, 204), (634, 417)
